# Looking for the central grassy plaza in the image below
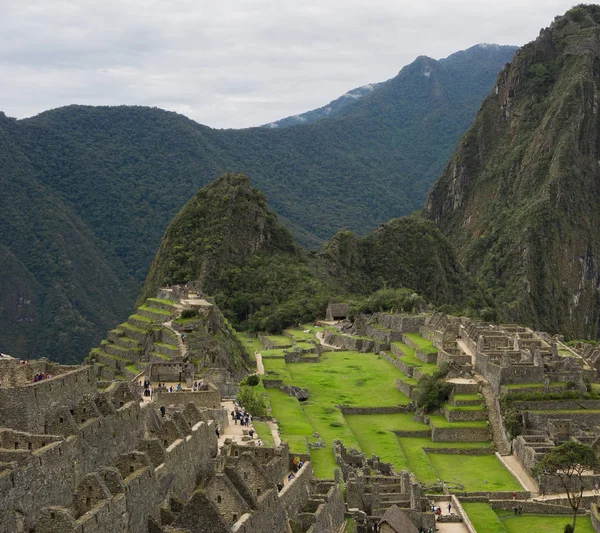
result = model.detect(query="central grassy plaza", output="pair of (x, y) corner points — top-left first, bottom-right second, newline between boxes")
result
(254, 334), (520, 491)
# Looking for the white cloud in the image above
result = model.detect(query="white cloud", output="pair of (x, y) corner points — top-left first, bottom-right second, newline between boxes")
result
(0, 0), (580, 128)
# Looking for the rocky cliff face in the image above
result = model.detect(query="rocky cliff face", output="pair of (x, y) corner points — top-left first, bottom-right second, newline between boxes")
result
(425, 6), (600, 338)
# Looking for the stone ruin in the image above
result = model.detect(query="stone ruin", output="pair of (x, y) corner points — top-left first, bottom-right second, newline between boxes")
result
(0, 355), (345, 533)
(333, 441), (436, 533)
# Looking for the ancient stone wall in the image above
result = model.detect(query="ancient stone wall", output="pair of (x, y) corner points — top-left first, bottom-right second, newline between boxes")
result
(279, 462), (313, 519)
(592, 504), (600, 533)
(490, 499), (580, 514)
(230, 489), (289, 533)
(374, 314), (426, 333)
(306, 484), (346, 533)
(156, 419), (217, 501)
(430, 426), (490, 442)
(0, 365), (98, 433)
(154, 389), (221, 409)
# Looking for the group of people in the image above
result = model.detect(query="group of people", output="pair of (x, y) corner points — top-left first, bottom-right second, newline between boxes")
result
(33, 372), (51, 382)
(292, 456), (304, 472)
(192, 380), (205, 391)
(232, 407), (252, 427)
(417, 528), (434, 533)
(142, 379), (152, 398)
(429, 502), (451, 515)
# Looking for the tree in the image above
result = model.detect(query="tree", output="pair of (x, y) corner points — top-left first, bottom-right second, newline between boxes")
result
(533, 441), (599, 532)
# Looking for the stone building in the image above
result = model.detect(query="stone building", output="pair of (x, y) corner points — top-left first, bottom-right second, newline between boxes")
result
(325, 303), (349, 322)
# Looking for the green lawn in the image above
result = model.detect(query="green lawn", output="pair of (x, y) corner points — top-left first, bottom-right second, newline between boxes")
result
(428, 415), (488, 428)
(392, 344), (438, 374)
(428, 454), (521, 492)
(345, 413), (429, 472)
(265, 389), (313, 452)
(462, 503), (507, 533)
(264, 334), (292, 347)
(397, 438), (493, 487)
(500, 514), (593, 533)
(253, 420), (274, 447)
(463, 503), (595, 533)
(404, 333), (437, 354)
(260, 348), (290, 358)
(285, 328), (318, 342)
(262, 357), (293, 382)
(288, 351), (410, 407)
(236, 332), (263, 361)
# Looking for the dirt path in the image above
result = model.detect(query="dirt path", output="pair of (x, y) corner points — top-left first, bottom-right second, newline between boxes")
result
(499, 454), (538, 494)
(316, 331), (341, 350)
(255, 352), (265, 375)
(163, 318), (186, 358)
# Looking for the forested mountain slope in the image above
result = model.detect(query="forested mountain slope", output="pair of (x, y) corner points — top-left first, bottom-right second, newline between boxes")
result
(0, 44), (514, 362)
(425, 5), (600, 338)
(141, 174), (484, 334)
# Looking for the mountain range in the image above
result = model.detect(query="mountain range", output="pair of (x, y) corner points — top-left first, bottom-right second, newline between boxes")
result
(0, 43), (516, 363)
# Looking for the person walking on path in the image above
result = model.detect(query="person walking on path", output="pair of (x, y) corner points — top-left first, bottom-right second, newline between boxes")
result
(447, 502), (451, 514)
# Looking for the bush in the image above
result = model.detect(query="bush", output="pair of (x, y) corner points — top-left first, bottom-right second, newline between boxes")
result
(245, 374), (260, 387)
(237, 385), (267, 416)
(180, 309), (198, 319)
(564, 524), (574, 533)
(414, 365), (452, 412)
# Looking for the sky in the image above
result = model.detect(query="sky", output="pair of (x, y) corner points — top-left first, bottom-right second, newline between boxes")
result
(0, 0), (581, 129)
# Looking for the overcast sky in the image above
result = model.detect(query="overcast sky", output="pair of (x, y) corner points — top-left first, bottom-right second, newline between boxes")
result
(0, 0), (580, 128)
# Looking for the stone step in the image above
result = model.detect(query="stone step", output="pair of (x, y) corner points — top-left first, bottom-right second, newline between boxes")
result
(137, 305), (173, 323)
(148, 351), (172, 363)
(97, 352), (127, 373)
(444, 406), (488, 422)
(119, 322), (151, 342)
(159, 327), (179, 345)
(107, 328), (124, 343)
(127, 314), (155, 331)
(145, 297), (178, 312)
(103, 342), (138, 361)
(451, 394), (482, 407)
(152, 342), (179, 358)
(113, 336), (141, 350)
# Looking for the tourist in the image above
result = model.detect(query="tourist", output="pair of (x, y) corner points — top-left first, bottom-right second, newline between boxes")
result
(287, 472), (295, 481)
(169, 386), (173, 393)
(447, 502), (451, 514)
(298, 461), (304, 469)
(160, 406), (166, 417)
(595, 483), (599, 495)
(293, 457), (299, 472)
(176, 383), (182, 391)
(249, 429), (254, 438)
(277, 482), (283, 492)
(215, 425), (220, 438)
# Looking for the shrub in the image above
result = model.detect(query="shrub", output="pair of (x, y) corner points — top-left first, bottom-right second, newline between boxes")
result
(236, 385), (267, 417)
(414, 364), (452, 412)
(245, 374), (260, 387)
(180, 309), (198, 319)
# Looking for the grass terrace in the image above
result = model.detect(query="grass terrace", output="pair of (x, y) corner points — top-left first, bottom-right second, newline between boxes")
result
(252, 420), (274, 447)
(285, 328), (318, 342)
(463, 503), (595, 533)
(428, 415), (487, 428)
(264, 334), (292, 347)
(403, 333), (438, 354)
